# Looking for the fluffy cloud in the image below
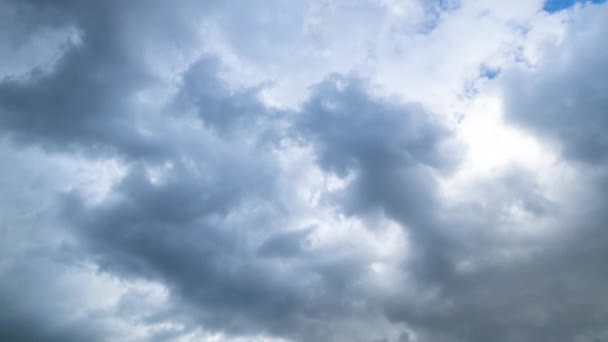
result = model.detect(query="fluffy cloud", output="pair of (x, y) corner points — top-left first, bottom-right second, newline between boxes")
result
(2, 0), (608, 341)
(503, 2), (608, 164)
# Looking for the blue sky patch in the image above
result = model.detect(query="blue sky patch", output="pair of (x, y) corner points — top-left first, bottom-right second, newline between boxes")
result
(479, 65), (501, 80)
(543, 0), (606, 13)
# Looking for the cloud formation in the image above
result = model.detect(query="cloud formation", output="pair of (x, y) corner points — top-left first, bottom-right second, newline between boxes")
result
(504, 2), (608, 164)
(2, 1), (608, 341)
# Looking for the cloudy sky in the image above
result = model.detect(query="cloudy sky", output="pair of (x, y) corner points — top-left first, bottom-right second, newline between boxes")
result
(1, 0), (608, 341)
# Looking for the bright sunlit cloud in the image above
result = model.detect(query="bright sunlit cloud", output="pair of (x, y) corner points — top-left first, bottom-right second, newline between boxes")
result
(1, 1), (608, 341)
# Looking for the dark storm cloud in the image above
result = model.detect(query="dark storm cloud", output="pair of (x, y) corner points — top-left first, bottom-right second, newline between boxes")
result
(257, 227), (314, 259)
(0, 13), (460, 335)
(58, 159), (371, 341)
(3, 1), (608, 342)
(378, 4), (608, 341)
(0, 7), (379, 336)
(503, 3), (608, 164)
(0, 304), (102, 342)
(0, 0), (297, 340)
(0, 1), (330, 339)
(0, 255), (109, 342)
(296, 74), (464, 283)
(172, 56), (285, 137)
(435, 6), (608, 339)
(0, 0), (207, 157)
(383, 203), (608, 342)
(52, 73), (410, 341)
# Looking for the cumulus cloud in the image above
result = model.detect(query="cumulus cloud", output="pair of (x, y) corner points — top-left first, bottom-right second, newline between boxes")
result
(503, 2), (608, 164)
(2, 0), (608, 341)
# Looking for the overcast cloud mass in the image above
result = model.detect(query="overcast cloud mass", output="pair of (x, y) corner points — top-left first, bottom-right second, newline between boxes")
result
(1, 0), (608, 341)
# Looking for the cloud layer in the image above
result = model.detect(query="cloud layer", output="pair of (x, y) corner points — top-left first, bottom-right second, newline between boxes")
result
(2, 0), (608, 341)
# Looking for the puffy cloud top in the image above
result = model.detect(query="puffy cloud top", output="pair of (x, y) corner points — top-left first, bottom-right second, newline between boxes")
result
(2, 1), (608, 341)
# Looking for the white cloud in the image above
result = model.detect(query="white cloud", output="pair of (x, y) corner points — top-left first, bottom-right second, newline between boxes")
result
(2, 1), (608, 341)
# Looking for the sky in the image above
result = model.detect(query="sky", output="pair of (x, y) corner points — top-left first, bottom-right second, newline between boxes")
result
(1, 0), (608, 341)
(543, 0), (605, 12)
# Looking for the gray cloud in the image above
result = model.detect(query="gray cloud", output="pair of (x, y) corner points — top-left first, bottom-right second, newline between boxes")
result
(503, 3), (608, 165)
(0, 254), (110, 342)
(0, 0), (207, 157)
(257, 227), (314, 259)
(2, 1), (608, 342)
(54, 72), (408, 341)
(295, 74), (464, 283)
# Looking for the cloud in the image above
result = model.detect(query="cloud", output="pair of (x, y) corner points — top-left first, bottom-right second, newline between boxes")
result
(503, 3), (608, 164)
(55, 70), (445, 341)
(295, 74), (465, 282)
(2, 0), (608, 341)
(0, 0), (207, 156)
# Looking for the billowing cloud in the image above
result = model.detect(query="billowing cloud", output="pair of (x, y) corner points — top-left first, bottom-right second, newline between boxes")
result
(503, 2), (608, 164)
(2, 1), (608, 342)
